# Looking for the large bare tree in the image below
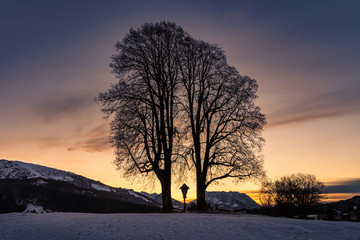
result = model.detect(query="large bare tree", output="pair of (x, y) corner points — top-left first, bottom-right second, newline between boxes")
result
(96, 22), (186, 212)
(97, 22), (266, 212)
(178, 38), (266, 210)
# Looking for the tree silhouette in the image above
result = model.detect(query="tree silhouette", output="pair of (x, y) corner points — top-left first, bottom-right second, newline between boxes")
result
(259, 173), (325, 218)
(178, 38), (266, 210)
(97, 21), (266, 211)
(96, 22), (186, 212)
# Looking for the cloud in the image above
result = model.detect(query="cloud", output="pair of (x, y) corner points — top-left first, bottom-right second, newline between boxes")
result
(67, 124), (111, 153)
(37, 136), (68, 149)
(267, 88), (360, 128)
(67, 137), (111, 153)
(33, 123), (111, 153)
(325, 179), (360, 194)
(35, 96), (93, 123)
(87, 124), (109, 138)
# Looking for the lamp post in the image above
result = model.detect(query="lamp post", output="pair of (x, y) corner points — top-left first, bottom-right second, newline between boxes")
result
(180, 184), (190, 212)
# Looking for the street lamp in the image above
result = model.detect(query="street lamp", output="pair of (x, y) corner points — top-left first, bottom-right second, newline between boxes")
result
(179, 183), (190, 212)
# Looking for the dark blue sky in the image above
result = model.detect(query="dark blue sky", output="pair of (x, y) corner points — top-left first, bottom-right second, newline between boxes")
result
(1, 0), (360, 197)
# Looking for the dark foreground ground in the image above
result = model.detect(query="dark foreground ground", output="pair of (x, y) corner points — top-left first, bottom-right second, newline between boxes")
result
(1, 213), (360, 240)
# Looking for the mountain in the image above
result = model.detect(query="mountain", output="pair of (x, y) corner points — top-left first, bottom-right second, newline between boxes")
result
(0, 159), (160, 213)
(317, 195), (360, 221)
(141, 191), (184, 209)
(189, 191), (260, 210)
(0, 160), (260, 213)
(319, 195), (360, 213)
(1, 159), (118, 191)
(329, 195), (360, 208)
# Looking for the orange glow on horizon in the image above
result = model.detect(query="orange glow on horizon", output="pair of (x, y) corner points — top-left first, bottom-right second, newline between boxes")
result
(245, 191), (360, 206)
(172, 198), (195, 203)
(322, 193), (360, 203)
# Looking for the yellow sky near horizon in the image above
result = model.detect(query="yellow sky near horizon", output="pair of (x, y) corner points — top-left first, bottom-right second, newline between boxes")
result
(2, 111), (359, 204)
(1, 65), (359, 202)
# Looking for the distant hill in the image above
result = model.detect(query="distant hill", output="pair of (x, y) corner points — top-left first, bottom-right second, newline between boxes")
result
(189, 191), (260, 210)
(320, 195), (360, 212)
(330, 195), (360, 208)
(318, 195), (360, 220)
(140, 191), (260, 211)
(0, 159), (160, 213)
(141, 192), (184, 209)
(0, 159), (260, 213)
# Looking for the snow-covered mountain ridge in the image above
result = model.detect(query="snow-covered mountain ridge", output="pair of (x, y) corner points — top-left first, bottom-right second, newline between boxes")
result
(0, 159), (259, 211)
(203, 191), (260, 210)
(140, 192), (184, 209)
(141, 191), (260, 210)
(0, 159), (157, 207)
(1, 159), (77, 181)
(0, 159), (116, 192)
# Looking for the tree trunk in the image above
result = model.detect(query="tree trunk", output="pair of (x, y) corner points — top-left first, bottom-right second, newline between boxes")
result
(196, 172), (207, 211)
(160, 171), (173, 212)
(298, 206), (309, 219)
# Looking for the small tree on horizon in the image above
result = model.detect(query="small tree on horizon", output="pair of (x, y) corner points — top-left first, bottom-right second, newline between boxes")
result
(259, 173), (325, 218)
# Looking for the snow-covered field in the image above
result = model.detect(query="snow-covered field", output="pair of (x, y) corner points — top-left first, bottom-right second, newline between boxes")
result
(1, 213), (359, 240)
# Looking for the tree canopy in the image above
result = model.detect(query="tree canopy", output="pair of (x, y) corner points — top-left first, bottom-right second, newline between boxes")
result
(259, 173), (325, 218)
(97, 21), (266, 211)
(97, 22), (186, 211)
(178, 38), (265, 209)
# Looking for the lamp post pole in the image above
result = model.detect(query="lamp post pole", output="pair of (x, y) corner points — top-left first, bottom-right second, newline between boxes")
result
(180, 184), (190, 212)
(183, 196), (186, 212)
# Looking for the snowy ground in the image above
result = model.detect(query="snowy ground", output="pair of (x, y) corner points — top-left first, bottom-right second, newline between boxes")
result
(1, 213), (359, 240)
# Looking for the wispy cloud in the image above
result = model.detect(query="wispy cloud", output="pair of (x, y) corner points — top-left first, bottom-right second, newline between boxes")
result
(267, 88), (360, 128)
(243, 178), (360, 196)
(37, 136), (68, 149)
(67, 137), (111, 153)
(67, 124), (111, 153)
(325, 178), (360, 194)
(35, 97), (93, 123)
(34, 123), (111, 153)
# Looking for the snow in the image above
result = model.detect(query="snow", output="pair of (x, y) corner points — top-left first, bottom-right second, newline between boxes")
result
(0, 159), (75, 181)
(0, 213), (359, 240)
(91, 183), (111, 192)
(140, 191), (158, 200)
(0, 159), (160, 206)
(31, 179), (48, 185)
(23, 204), (48, 213)
(192, 191), (260, 210)
(128, 190), (151, 202)
(212, 197), (220, 203)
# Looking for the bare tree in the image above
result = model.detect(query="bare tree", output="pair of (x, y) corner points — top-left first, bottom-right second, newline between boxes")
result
(96, 22), (186, 212)
(260, 173), (325, 218)
(259, 179), (276, 207)
(178, 38), (266, 210)
(97, 22), (266, 212)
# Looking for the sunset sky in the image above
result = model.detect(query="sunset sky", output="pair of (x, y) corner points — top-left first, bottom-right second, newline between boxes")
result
(1, 0), (360, 202)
